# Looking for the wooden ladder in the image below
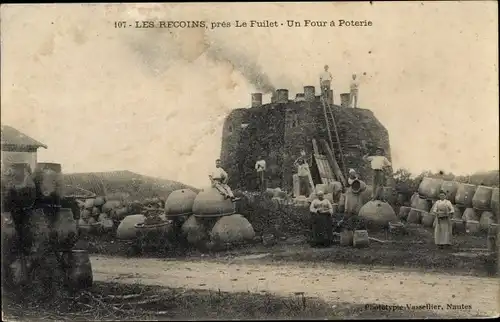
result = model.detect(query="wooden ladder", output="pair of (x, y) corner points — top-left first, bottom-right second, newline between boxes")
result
(320, 95), (348, 185)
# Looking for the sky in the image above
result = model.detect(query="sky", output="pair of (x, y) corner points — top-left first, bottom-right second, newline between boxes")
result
(1, 2), (498, 188)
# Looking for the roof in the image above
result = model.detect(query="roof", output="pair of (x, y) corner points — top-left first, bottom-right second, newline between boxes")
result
(1, 125), (47, 149)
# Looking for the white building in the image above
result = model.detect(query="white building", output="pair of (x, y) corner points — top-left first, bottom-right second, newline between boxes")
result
(1, 125), (47, 171)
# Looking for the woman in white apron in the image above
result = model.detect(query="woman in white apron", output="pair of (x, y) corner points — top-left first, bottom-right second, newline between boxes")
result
(430, 190), (454, 249)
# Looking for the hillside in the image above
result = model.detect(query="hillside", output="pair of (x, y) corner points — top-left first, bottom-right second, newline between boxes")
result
(63, 170), (198, 201)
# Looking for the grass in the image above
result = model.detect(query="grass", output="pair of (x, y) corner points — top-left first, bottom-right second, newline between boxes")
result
(2, 281), (453, 320)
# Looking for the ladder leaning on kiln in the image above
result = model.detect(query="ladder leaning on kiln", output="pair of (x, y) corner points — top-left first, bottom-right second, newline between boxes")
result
(320, 94), (348, 187)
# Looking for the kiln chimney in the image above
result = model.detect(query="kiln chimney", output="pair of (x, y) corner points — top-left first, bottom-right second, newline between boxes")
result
(271, 91), (277, 103)
(304, 86), (315, 102)
(276, 89), (289, 104)
(251, 93), (263, 107)
(340, 93), (350, 108)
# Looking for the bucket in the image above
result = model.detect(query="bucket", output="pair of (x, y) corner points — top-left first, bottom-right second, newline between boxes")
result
(421, 212), (436, 228)
(340, 230), (353, 246)
(353, 230), (369, 248)
(407, 208), (422, 224)
(61, 249), (93, 290)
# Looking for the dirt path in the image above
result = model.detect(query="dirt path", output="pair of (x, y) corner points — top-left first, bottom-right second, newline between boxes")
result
(91, 255), (499, 318)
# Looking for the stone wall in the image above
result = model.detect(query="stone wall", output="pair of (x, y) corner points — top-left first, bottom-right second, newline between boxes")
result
(220, 101), (391, 192)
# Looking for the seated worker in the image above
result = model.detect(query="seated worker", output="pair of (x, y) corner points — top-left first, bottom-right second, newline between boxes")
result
(209, 159), (239, 201)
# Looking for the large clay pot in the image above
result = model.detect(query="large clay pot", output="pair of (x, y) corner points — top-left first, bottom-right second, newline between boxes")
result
(462, 208), (479, 222)
(407, 208), (422, 224)
(110, 206), (129, 221)
(93, 196), (106, 207)
(182, 215), (209, 245)
(380, 187), (397, 205)
(2, 163), (36, 210)
(33, 163), (64, 206)
(479, 211), (495, 232)
(192, 188), (235, 217)
(98, 213), (114, 233)
(165, 189), (198, 217)
(116, 214), (146, 240)
(472, 186), (493, 211)
(61, 249), (93, 290)
(412, 196), (430, 212)
(491, 188), (500, 215)
(410, 192), (419, 206)
(455, 184), (477, 208)
(358, 200), (397, 229)
(418, 177), (443, 200)
(440, 181), (459, 202)
(210, 214), (255, 245)
(51, 208), (78, 250)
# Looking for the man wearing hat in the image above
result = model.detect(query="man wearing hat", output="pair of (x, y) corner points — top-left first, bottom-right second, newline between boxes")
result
(362, 147), (392, 200)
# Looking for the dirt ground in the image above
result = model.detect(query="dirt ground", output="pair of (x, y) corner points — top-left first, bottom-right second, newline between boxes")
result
(89, 254), (498, 318)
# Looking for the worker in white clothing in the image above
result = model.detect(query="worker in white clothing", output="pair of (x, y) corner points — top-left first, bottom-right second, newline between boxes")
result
(294, 157), (311, 197)
(349, 74), (359, 108)
(319, 65), (333, 103)
(362, 147), (392, 201)
(255, 158), (267, 192)
(209, 159), (238, 201)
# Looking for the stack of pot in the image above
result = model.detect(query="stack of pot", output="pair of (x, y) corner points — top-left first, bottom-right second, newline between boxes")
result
(184, 187), (255, 250)
(78, 196), (114, 235)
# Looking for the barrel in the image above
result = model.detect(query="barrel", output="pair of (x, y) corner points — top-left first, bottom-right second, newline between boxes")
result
(421, 211), (436, 228)
(407, 208), (422, 224)
(340, 230), (353, 246)
(491, 188), (500, 216)
(440, 181), (459, 202)
(33, 163), (64, 206)
(398, 206), (411, 221)
(418, 177), (443, 200)
(462, 208), (478, 222)
(61, 249), (93, 290)
(455, 184), (477, 208)
(353, 230), (369, 248)
(472, 186), (493, 211)
(465, 220), (480, 235)
(51, 208), (78, 250)
(479, 211), (495, 232)
(1, 163), (36, 210)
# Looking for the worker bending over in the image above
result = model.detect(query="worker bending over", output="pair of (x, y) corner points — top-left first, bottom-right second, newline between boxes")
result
(209, 159), (238, 201)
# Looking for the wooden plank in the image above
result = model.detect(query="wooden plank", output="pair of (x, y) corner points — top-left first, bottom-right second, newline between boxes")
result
(320, 139), (347, 187)
(313, 154), (335, 184)
(312, 139), (320, 155)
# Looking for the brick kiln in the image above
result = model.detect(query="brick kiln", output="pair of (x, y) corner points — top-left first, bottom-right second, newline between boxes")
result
(220, 85), (391, 192)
